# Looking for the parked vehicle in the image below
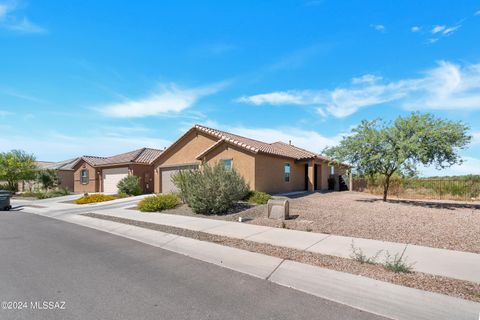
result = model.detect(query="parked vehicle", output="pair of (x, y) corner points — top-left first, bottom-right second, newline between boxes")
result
(0, 190), (12, 211)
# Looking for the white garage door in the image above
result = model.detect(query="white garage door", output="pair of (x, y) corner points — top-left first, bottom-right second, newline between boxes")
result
(103, 167), (129, 194)
(161, 164), (198, 193)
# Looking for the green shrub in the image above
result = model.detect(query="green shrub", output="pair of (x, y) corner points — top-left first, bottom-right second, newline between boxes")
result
(172, 163), (249, 215)
(138, 193), (180, 212)
(117, 175), (142, 196)
(0, 183), (17, 193)
(75, 194), (115, 204)
(244, 191), (272, 204)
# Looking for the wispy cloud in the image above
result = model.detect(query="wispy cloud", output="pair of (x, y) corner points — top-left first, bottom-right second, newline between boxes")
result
(427, 23), (462, 43)
(431, 25), (446, 34)
(472, 131), (480, 144)
(475, 10), (480, 16)
(97, 81), (228, 118)
(351, 74), (382, 84)
(411, 26), (421, 33)
(0, 1), (46, 34)
(237, 61), (480, 118)
(371, 24), (386, 33)
(0, 110), (13, 117)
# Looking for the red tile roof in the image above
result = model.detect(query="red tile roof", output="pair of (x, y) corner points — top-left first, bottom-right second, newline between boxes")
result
(194, 124), (333, 162)
(80, 148), (163, 167)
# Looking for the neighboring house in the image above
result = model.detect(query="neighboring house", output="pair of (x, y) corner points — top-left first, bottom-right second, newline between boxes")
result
(153, 125), (350, 194)
(72, 148), (163, 194)
(18, 159), (78, 192)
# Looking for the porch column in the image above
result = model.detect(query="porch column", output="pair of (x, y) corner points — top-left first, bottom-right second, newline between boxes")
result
(307, 160), (315, 192)
(349, 169), (353, 191)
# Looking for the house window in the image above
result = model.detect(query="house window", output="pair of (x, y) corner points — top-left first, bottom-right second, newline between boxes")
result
(221, 159), (232, 171)
(80, 169), (89, 184)
(330, 165), (335, 175)
(284, 163), (291, 182)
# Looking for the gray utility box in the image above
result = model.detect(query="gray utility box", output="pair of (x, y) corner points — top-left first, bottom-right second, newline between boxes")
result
(267, 199), (289, 220)
(0, 190), (12, 211)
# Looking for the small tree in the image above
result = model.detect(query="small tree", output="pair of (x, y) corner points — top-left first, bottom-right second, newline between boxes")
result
(0, 150), (37, 192)
(324, 113), (471, 201)
(172, 163), (249, 215)
(117, 175), (143, 196)
(36, 169), (59, 191)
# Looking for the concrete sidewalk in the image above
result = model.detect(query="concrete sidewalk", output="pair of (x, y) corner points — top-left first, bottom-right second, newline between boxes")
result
(92, 207), (480, 284)
(23, 210), (480, 320)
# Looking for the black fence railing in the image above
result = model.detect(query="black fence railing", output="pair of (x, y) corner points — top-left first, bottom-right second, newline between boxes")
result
(353, 178), (480, 201)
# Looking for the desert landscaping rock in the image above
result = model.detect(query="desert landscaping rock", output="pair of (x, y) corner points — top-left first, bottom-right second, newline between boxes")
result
(83, 212), (480, 303)
(155, 192), (480, 254)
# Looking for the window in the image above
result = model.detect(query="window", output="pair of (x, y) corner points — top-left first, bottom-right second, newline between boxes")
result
(80, 169), (89, 184)
(221, 159), (232, 171)
(284, 163), (291, 182)
(330, 165), (335, 175)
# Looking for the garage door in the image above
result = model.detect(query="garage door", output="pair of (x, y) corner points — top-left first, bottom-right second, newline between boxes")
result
(103, 167), (129, 194)
(161, 164), (198, 193)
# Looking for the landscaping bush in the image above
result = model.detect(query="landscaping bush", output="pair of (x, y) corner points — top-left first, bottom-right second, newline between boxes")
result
(138, 193), (180, 212)
(75, 194), (115, 204)
(117, 175), (142, 196)
(244, 191), (272, 204)
(172, 163), (249, 215)
(0, 183), (17, 192)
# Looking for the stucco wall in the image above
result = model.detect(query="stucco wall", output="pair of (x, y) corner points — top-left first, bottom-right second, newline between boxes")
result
(57, 170), (74, 191)
(254, 154), (306, 194)
(154, 130), (218, 193)
(203, 143), (256, 190)
(73, 161), (99, 193)
(130, 164), (155, 193)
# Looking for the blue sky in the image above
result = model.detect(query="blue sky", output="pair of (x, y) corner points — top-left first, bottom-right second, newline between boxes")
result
(1, 0), (479, 176)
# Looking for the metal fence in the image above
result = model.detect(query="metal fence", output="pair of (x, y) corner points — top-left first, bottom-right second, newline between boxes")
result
(353, 178), (480, 201)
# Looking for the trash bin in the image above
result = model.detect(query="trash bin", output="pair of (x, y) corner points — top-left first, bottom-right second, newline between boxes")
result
(0, 190), (12, 211)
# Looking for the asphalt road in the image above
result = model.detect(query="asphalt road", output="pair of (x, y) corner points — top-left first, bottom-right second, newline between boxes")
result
(0, 211), (387, 320)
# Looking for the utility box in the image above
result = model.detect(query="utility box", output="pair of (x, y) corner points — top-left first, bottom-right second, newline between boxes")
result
(267, 199), (289, 220)
(0, 190), (12, 211)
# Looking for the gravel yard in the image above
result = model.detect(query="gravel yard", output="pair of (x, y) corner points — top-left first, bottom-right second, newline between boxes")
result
(159, 191), (480, 254)
(83, 212), (480, 302)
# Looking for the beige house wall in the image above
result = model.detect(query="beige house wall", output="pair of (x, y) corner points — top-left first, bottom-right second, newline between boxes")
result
(57, 170), (74, 191)
(154, 130), (218, 193)
(73, 161), (99, 193)
(254, 154), (306, 194)
(203, 143), (256, 190)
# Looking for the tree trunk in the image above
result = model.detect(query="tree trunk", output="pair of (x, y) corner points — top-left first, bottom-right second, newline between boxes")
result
(382, 175), (391, 202)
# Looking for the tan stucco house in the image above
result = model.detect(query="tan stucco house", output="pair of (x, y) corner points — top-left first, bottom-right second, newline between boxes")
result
(18, 159), (78, 192)
(153, 125), (350, 194)
(72, 148), (163, 194)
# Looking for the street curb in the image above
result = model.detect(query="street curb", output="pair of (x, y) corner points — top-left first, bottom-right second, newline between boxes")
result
(27, 210), (480, 320)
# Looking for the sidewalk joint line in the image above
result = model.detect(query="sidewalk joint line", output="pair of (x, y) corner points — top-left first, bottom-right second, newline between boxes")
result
(303, 235), (332, 251)
(243, 228), (273, 240)
(266, 259), (285, 281)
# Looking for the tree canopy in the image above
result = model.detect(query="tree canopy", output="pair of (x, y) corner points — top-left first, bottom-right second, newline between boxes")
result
(323, 113), (471, 201)
(0, 150), (37, 191)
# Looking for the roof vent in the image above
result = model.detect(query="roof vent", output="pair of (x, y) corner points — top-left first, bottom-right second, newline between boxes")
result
(289, 140), (292, 145)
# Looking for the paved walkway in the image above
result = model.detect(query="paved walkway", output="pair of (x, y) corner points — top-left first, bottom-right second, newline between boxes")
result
(92, 207), (480, 284)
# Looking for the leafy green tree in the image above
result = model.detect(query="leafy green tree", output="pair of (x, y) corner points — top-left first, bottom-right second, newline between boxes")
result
(324, 113), (471, 201)
(36, 169), (59, 191)
(0, 150), (37, 192)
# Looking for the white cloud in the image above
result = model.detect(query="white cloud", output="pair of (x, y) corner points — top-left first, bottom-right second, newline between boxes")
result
(237, 61), (480, 117)
(475, 10), (480, 16)
(472, 132), (480, 144)
(420, 157), (480, 176)
(442, 25), (461, 35)
(351, 74), (382, 84)
(431, 25), (445, 34)
(0, 131), (171, 161)
(411, 26), (421, 32)
(0, 2), (46, 34)
(98, 82), (227, 118)
(226, 126), (341, 153)
(371, 24), (386, 32)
